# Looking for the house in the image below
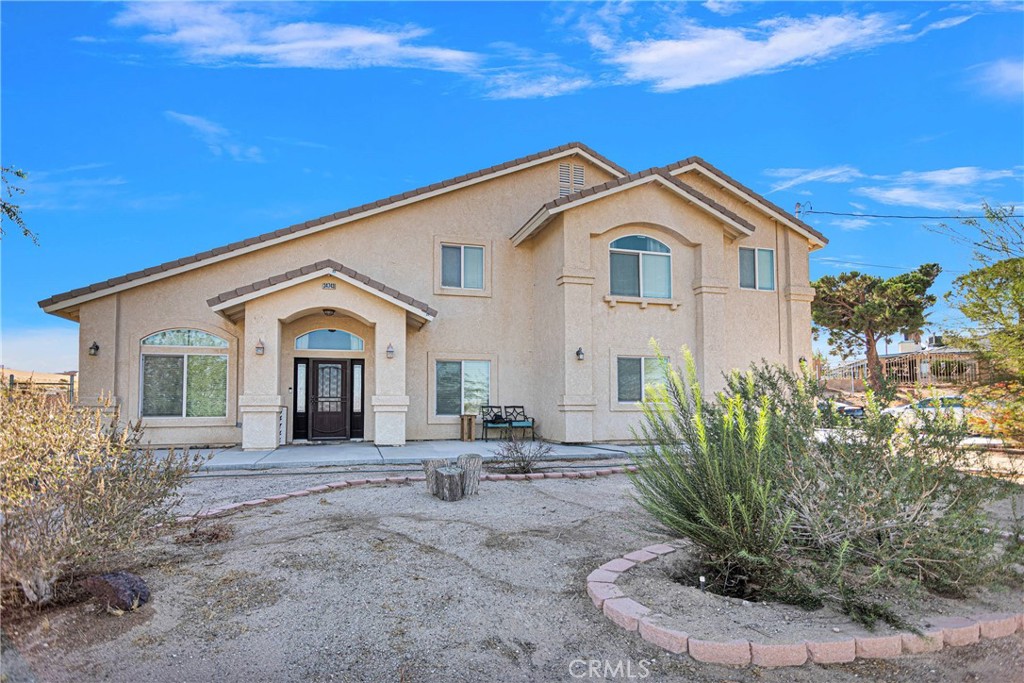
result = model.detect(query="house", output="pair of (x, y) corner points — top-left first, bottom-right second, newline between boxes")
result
(39, 142), (827, 449)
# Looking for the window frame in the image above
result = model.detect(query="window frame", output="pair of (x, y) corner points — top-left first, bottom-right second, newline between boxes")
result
(609, 235), (672, 299)
(615, 355), (670, 404)
(138, 328), (231, 420)
(738, 247), (777, 292)
(427, 352), (497, 424)
(440, 243), (484, 291)
(294, 329), (365, 351)
(433, 236), (491, 298)
(434, 359), (491, 417)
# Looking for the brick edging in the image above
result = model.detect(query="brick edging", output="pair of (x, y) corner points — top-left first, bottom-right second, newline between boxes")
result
(587, 544), (1024, 668)
(175, 465), (640, 524)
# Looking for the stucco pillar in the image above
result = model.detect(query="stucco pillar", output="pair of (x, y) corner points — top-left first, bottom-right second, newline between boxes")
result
(239, 303), (284, 451)
(784, 286), (816, 368)
(692, 282), (728, 392)
(371, 311), (408, 446)
(557, 271), (596, 443)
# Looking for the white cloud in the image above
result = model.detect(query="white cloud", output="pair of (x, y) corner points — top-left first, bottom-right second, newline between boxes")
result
(165, 111), (264, 162)
(973, 58), (1024, 99)
(853, 185), (976, 211)
(894, 167), (1015, 186)
(832, 218), (870, 231)
(604, 12), (973, 91)
(703, 1), (745, 17)
(114, 3), (480, 73)
(764, 165), (865, 193)
(484, 73), (592, 100)
(1, 328), (79, 373)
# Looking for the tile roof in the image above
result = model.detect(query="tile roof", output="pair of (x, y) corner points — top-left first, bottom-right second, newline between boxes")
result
(663, 156), (828, 244)
(38, 142), (625, 310)
(206, 259), (438, 319)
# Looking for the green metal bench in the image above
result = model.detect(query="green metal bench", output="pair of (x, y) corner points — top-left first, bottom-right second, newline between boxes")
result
(504, 405), (536, 441)
(480, 405), (510, 441)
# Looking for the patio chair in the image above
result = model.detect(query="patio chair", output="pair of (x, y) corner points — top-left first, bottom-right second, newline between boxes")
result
(480, 405), (510, 441)
(504, 405), (536, 441)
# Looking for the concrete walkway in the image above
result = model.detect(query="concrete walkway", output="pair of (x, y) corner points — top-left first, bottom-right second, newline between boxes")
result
(187, 440), (643, 471)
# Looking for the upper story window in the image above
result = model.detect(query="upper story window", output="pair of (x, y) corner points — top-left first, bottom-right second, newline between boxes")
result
(609, 235), (672, 299)
(441, 243), (484, 290)
(559, 162), (584, 197)
(739, 247), (776, 291)
(140, 329), (228, 418)
(295, 329), (364, 351)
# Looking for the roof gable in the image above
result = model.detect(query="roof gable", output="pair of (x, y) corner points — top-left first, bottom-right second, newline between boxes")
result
(39, 142), (626, 314)
(663, 156), (827, 248)
(512, 168), (757, 246)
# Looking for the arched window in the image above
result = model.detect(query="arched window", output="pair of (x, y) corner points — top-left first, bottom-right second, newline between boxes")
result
(140, 329), (228, 418)
(609, 235), (671, 299)
(295, 329), (364, 351)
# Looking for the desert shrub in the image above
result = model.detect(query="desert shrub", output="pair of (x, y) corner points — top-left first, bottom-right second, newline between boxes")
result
(965, 380), (1024, 446)
(175, 520), (235, 546)
(489, 433), (552, 474)
(631, 348), (1010, 627)
(0, 390), (202, 607)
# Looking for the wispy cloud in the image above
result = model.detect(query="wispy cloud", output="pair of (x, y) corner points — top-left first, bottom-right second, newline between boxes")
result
(19, 165), (128, 212)
(600, 11), (974, 92)
(480, 42), (592, 99)
(266, 136), (330, 150)
(764, 165), (865, 193)
(972, 58), (1024, 99)
(703, 1), (745, 17)
(113, 3), (480, 73)
(165, 111), (263, 162)
(832, 218), (871, 232)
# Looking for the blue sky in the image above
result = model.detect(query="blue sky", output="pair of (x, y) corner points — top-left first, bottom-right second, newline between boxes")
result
(2, 1), (1022, 371)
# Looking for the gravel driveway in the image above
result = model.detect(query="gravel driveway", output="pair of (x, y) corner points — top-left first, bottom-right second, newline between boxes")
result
(5, 474), (1022, 682)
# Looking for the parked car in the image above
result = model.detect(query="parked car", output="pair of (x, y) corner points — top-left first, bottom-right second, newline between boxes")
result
(881, 396), (967, 426)
(818, 400), (866, 420)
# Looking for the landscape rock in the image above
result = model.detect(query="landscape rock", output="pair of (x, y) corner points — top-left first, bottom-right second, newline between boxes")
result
(82, 571), (150, 612)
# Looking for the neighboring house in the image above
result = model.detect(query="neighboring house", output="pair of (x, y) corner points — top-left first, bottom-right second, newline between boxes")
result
(39, 142), (827, 449)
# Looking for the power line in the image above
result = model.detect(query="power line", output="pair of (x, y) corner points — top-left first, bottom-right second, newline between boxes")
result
(802, 209), (1023, 220)
(812, 257), (967, 274)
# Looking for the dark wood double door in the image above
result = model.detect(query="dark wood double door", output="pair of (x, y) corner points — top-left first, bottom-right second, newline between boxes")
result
(293, 359), (364, 440)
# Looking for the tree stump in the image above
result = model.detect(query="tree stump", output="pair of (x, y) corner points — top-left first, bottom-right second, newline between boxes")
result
(422, 458), (449, 494)
(434, 466), (465, 502)
(457, 454), (482, 496)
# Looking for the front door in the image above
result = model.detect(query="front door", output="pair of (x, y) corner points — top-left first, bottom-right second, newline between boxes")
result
(310, 360), (349, 439)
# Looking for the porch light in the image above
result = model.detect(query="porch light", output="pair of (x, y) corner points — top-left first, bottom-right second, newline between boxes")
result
(386, 343), (395, 359)
(323, 308), (336, 317)
(255, 339), (266, 356)
(88, 342), (100, 356)
(576, 347), (585, 361)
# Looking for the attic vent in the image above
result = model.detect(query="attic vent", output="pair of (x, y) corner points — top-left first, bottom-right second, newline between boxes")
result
(558, 162), (585, 197)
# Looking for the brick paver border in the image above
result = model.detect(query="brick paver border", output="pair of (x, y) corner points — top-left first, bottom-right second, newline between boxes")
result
(176, 465), (641, 523)
(586, 544), (1024, 668)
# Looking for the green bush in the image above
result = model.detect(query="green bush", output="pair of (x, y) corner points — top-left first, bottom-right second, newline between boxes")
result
(0, 390), (202, 607)
(631, 348), (1011, 627)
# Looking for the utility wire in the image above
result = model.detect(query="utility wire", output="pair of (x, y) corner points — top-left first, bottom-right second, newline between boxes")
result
(812, 257), (967, 274)
(802, 210), (1023, 220)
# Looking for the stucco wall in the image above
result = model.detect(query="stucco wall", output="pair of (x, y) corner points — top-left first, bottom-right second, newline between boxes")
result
(65, 152), (817, 446)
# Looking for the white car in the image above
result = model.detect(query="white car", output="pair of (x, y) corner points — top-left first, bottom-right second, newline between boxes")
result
(881, 396), (967, 425)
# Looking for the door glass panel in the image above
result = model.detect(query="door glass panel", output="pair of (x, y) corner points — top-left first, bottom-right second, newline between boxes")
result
(318, 364), (343, 413)
(296, 363), (306, 413)
(352, 364), (362, 414)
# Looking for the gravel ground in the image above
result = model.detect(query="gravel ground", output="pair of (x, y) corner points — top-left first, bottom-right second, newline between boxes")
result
(4, 474), (1022, 683)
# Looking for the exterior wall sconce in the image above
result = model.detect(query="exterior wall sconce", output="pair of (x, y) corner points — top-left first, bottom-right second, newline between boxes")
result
(386, 343), (395, 359)
(255, 339), (266, 356)
(88, 342), (100, 356)
(576, 347), (585, 361)
(323, 308), (335, 317)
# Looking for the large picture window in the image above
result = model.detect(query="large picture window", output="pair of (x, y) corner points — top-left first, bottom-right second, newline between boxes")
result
(141, 329), (228, 418)
(436, 360), (490, 415)
(739, 247), (776, 291)
(441, 244), (484, 290)
(609, 236), (671, 299)
(617, 356), (668, 403)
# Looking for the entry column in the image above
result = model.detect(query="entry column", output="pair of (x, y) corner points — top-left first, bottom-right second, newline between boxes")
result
(371, 310), (409, 446)
(239, 304), (285, 450)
